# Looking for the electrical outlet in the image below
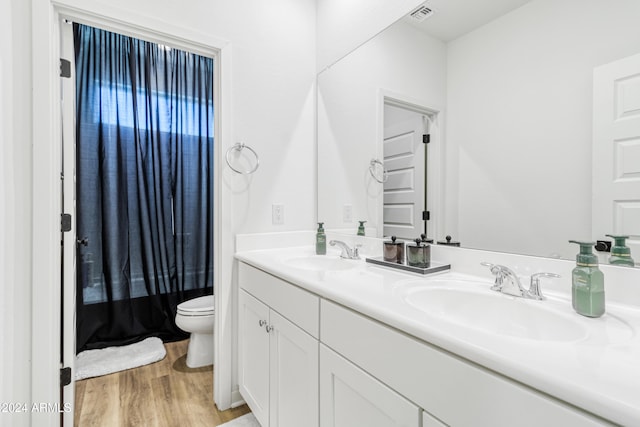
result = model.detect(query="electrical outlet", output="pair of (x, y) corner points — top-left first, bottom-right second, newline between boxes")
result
(343, 204), (353, 223)
(272, 204), (284, 225)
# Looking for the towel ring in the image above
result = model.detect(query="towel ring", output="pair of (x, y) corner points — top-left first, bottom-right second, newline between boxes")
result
(369, 159), (388, 183)
(225, 142), (260, 174)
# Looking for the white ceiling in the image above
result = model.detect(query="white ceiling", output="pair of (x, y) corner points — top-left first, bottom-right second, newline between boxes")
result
(404, 0), (533, 41)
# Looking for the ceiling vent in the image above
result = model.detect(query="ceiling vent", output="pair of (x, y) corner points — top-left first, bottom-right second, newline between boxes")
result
(409, 4), (434, 22)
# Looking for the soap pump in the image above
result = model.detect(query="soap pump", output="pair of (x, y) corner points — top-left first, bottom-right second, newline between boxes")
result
(316, 222), (326, 255)
(568, 240), (605, 318)
(357, 221), (367, 236)
(605, 234), (635, 267)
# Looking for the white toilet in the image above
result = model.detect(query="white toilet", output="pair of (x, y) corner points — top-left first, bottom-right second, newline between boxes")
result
(175, 295), (215, 368)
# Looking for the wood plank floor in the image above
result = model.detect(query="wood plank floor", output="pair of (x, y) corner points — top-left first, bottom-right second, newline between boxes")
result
(74, 339), (251, 426)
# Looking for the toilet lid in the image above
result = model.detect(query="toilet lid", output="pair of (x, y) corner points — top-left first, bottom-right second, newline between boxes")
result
(177, 295), (215, 315)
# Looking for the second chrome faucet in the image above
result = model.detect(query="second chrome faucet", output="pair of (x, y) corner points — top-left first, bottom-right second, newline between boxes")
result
(481, 262), (560, 300)
(329, 240), (361, 260)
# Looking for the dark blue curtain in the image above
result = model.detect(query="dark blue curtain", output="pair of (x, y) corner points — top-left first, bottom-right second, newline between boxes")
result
(74, 24), (214, 351)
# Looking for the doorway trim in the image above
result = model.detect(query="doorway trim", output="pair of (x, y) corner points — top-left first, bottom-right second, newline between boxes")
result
(32, 1), (233, 425)
(377, 89), (444, 242)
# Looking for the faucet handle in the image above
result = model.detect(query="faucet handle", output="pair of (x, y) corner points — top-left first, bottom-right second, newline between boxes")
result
(353, 244), (362, 260)
(528, 272), (561, 300)
(480, 262), (500, 274)
(481, 262), (506, 290)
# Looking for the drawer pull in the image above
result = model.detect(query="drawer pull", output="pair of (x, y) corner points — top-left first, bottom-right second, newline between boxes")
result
(259, 320), (267, 327)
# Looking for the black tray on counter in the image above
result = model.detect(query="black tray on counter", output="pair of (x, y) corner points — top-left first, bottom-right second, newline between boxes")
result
(365, 257), (451, 275)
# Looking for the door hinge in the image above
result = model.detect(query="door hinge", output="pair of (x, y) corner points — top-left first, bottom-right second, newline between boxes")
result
(422, 210), (430, 221)
(61, 213), (72, 232)
(423, 134), (430, 144)
(60, 59), (71, 78)
(60, 367), (72, 386)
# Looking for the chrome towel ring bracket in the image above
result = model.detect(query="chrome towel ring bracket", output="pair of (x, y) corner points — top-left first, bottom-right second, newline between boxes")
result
(225, 142), (260, 174)
(369, 159), (388, 183)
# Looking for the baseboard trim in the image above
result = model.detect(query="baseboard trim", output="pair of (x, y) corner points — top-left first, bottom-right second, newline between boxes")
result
(230, 389), (245, 408)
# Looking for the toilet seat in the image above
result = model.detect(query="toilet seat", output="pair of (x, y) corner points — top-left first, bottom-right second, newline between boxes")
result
(177, 295), (215, 316)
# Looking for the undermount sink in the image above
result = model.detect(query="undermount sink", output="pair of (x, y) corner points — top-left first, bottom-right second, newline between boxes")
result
(285, 255), (358, 272)
(402, 282), (589, 342)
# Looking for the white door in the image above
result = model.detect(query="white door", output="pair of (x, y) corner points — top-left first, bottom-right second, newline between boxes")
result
(269, 311), (319, 427)
(319, 345), (420, 427)
(383, 104), (428, 240)
(60, 20), (77, 426)
(593, 53), (640, 261)
(239, 290), (271, 426)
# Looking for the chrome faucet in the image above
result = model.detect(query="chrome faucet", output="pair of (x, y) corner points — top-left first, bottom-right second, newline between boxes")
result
(481, 262), (560, 300)
(329, 240), (361, 260)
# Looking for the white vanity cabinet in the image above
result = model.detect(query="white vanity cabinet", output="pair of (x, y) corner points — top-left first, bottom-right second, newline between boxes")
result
(320, 299), (612, 427)
(238, 263), (319, 427)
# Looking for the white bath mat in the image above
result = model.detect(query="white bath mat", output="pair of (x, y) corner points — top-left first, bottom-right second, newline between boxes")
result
(75, 337), (166, 381)
(218, 413), (261, 427)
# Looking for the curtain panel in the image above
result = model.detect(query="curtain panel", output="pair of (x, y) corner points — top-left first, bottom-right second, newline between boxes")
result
(74, 24), (214, 351)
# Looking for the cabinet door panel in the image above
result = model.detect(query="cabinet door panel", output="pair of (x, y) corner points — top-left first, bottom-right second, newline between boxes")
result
(320, 344), (420, 427)
(239, 290), (270, 426)
(270, 310), (319, 427)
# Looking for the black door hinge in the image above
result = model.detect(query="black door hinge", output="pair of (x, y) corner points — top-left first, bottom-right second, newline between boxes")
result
(423, 134), (430, 144)
(61, 213), (72, 232)
(60, 59), (71, 78)
(422, 210), (430, 221)
(60, 367), (71, 386)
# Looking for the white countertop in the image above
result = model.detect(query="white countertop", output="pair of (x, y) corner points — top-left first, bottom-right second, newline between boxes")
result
(235, 245), (640, 426)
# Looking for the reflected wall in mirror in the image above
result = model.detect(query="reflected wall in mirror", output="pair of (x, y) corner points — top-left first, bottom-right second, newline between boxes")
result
(317, 0), (640, 262)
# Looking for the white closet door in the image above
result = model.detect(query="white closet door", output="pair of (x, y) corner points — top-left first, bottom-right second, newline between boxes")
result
(593, 53), (640, 261)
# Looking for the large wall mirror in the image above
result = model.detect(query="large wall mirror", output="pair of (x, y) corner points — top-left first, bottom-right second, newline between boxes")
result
(317, 0), (640, 261)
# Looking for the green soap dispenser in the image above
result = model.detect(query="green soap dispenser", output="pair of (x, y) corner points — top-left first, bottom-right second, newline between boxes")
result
(316, 222), (326, 255)
(605, 234), (635, 266)
(569, 241), (605, 318)
(357, 221), (366, 236)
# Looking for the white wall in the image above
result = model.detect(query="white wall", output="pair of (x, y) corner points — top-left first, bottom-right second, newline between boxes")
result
(318, 21), (446, 234)
(1, 1), (33, 426)
(317, 0), (424, 71)
(208, 1), (317, 236)
(61, 0), (317, 236)
(446, 0), (640, 259)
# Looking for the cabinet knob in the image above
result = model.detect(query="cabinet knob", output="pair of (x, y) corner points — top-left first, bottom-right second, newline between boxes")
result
(265, 325), (274, 333)
(259, 320), (267, 327)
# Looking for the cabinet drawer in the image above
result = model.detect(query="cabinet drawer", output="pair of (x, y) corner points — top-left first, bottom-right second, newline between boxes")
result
(239, 262), (320, 338)
(320, 300), (610, 427)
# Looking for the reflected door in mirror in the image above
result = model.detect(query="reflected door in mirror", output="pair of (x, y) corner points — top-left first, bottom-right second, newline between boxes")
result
(593, 53), (640, 264)
(383, 104), (428, 239)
